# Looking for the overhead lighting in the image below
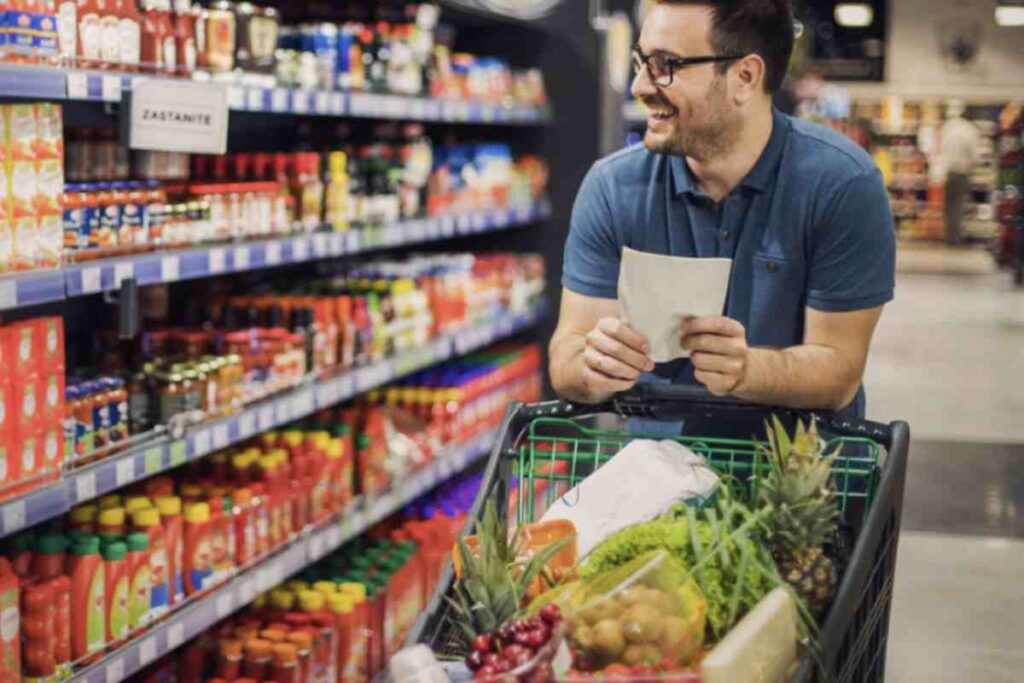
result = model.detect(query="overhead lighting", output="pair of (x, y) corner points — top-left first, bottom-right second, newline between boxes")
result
(834, 3), (874, 27)
(995, 4), (1024, 26)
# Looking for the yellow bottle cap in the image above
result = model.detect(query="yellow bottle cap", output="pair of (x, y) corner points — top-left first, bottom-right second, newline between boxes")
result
(339, 582), (366, 603)
(154, 495), (182, 516)
(98, 494), (122, 509)
(310, 432), (330, 449)
(326, 594), (354, 614)
(133, 507), (161, 528)
(326, 440), (343, 460)
(312, 581), (337, 595)
(98, 507), (125, 527)
(124, 496), (153, 514)
(298, 590), (325, 612)
(183, 502), (210, 523)
(269, 589), (295, 611)
(283, 432), (303, 448)
(285, 580), (309, 592)
(70, 504), (97, 525)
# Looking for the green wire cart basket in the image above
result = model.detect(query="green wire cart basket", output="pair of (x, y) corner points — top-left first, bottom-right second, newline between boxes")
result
(407, 384), (911, 682)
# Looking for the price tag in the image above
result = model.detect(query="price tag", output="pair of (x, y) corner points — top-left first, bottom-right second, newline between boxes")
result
(116, 458), (135, 486)
(271, 88), (289, 112)
(246, 88), (264, 111)
(292, 238), (309, 262)
(138, 636), (158, 667)
(345, 232), (359, 252)
(238, 412), (256, 439)
(293, 92), (309, 114)
(234, 246), (250, 270)
(227, 86), (244, 109)
(169, 440), (187, 467)
(315, 383), (332, 408)
(274, 399), (290, 424)
(258, 405), (275, 431)
(471, 212), (486, 231)
(160, 256), (179, 282)
(193, 429), (212, 457)
(326, 524), (342, 548)
(102, 75), (122, 102)
(105, 658), (125, 683)
(67, 72), (89, 99)
(1, 501), (25, 534)
(166, 622), (185, 651)
(144, 446), (163, 475)
(309, 533), (325, 559)
(208, 248), (226, 274)
(312, 233), (328, 256)
(110, 261), (132, 287)
(440, 216), (455, 237)
(238, 578), (256, 604)
(212, 423), (230, 450)
(265, 241), (282, 265)
(75, 471), (97, 501)
(494, 209), (510, 227)
(315, 91), (330, 114)
(0, 279), (15, 310)
(330, 92), (344, 114)
(215, 592), (234, 618)
(82, 267), (102, 294)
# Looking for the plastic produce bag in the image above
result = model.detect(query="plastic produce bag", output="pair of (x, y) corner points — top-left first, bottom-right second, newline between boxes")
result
(543, 550), (707, 679)
(539, 440), (720, 557)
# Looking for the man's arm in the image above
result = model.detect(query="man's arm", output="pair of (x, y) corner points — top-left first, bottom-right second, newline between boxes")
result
(682, 306), (883, 410)
(550, 288), (654, 404)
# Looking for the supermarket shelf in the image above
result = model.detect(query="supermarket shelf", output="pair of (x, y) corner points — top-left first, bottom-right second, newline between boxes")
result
(0, 304), (544, 538)
(0, 64), (552, 124)
(2, 199), (550, 309)
(68, 427), (497, 683)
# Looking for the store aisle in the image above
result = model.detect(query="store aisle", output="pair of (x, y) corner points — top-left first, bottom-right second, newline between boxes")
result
(870, 248), (1024, 681)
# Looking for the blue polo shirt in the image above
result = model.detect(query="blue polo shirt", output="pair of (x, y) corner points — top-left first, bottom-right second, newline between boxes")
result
(562, 109), (895, 425)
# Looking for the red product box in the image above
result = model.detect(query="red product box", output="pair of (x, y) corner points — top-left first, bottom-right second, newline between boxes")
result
(0, 384), (11, 450)
(14, 431), (41, 483)
(35, 316), (64, 370)
(39, 426), (62, 475)
(39, 371), (64, 428)
(11, 381), (40, 437)
(2, 322), (38, 383)
(0, 442), (14, 491)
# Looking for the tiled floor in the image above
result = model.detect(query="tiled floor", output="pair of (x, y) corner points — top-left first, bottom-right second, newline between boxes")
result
(870, 247), (1024, 681)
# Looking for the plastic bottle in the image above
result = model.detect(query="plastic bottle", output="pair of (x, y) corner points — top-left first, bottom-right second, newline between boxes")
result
(183, 501), (213, 595)
(97, 493), (122, 509)
(125, 532), (151, 630)
(69, 504), (98, 533)
(339, 581), (370, 682)
(97, 507), (126, 539)
(154, 495), (184, 604)
(217, 638), (243, 680)
(327, 593), (359, 683)
(250, 482), (270, 557)
(242, 639), (273, 680)
(232, 487), (255, 567)
(131, 507), (170, 618)
(299, 589), (337, 683)
(101, 540), (129, 645)
(22, 583), (56, 682)
(30, 533), (67, 579)
(116, 0), (140, 70)
(123, 494), (152, 515)
(284, 630), (313, 683)
(207, 495), (229, 583)
(271, 643), (300, 683)
(68, 536), (105, 659)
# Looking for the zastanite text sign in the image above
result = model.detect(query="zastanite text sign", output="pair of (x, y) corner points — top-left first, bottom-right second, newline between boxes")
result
(128, 80), (229, 155)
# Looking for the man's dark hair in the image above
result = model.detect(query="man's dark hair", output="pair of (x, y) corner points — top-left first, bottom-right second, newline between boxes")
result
(657, 0), (795, 93)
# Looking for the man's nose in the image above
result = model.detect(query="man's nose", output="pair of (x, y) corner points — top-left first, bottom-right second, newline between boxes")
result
(631, 63), (657, 100)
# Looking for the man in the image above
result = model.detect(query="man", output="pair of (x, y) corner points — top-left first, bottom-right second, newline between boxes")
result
(549, 0), (895, 426)
(935, 99), (980, 246)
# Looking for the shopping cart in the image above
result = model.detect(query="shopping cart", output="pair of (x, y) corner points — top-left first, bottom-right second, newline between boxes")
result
(406, 384), (911, 682)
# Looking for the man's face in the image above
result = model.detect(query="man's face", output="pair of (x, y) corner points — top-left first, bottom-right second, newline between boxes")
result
(631, 3), (740, 160)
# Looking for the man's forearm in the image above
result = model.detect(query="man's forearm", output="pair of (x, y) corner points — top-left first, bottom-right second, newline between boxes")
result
(549, 333), (594, 404)
(733, 345), (861, 411)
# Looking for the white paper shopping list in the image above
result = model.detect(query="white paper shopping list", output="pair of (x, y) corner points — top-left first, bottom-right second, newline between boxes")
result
(617, 247), (732, 363)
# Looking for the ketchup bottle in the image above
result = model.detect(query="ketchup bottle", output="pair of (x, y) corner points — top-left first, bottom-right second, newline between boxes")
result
(171, 0), (196, 76)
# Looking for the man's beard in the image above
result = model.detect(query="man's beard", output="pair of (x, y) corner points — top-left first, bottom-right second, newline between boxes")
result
(642, 77), (737, 161)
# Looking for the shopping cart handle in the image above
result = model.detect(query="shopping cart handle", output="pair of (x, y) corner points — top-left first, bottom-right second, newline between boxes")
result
(611, 384), (895, 446)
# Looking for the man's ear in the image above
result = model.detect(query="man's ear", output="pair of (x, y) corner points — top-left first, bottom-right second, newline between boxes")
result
(730, 54), (766, 105)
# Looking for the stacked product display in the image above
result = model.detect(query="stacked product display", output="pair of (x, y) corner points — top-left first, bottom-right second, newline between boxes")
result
(995, 104), (1023, 282)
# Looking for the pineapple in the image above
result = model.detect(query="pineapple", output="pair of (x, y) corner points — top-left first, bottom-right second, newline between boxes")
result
(757, 416), (841, 618)
(447, 500), (571, 645)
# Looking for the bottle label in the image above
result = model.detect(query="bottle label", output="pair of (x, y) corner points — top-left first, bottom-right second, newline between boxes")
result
(183, 38), (197, 71)
(100, 15), (120, 64)
(56, 2), (78, 58)
(248, 16), (278, 62)
(129, 564), (152, 628)
(80, 13), (102, 60)
(119, 19), (140, 67)
(162, 36), (177, 74)
(110, 575), (129, 638)
(87, 571), (106, 652)
(149, 544), (170, 611)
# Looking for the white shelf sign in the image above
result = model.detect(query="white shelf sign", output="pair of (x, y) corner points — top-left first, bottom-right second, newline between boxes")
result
(129, 80), (229, 154)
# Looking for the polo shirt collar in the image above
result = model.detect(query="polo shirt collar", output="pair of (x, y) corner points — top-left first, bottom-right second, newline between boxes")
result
(670, 107), (789, 197)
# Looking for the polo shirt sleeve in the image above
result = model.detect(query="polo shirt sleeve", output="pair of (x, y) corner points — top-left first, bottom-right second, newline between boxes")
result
(562, 163), (621, 299)
(806, 168), (896, 312)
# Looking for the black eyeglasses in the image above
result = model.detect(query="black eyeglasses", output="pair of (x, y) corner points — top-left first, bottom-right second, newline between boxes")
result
(632, 47), (745, 87)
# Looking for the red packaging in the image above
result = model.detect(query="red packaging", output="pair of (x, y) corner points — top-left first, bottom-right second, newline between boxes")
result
(0, 383), (12, 446)
(15, 431), (42, 484)
(40, 427), (63, 476)
(39, 371), (64, 427)
(13, 380), (41, 437)
(3, 322), (38, 383)
(35, 317), (64, 370)
(0, 558), (19, 681)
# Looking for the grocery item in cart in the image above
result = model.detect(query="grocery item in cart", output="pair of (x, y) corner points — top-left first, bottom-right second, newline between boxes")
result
(539, 439), (719, 557)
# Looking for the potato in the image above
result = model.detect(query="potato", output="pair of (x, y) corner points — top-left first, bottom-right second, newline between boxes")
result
(642, 587), (672, 608)
(579, 597), (620, 625)
(572, 623), (595, 651)
(622, 644), (663, 667)
(618, 585), (648, 606)
(622, 603), (664, 644)
(591, 618), (626, 660)
(661, 614), (701, 663)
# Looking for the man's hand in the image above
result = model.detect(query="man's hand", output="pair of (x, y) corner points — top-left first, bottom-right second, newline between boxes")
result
(581, 318), (655, 398)
(681, 316), (750, 396)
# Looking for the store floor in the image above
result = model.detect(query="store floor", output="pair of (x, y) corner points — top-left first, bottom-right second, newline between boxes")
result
(868, 246), (1024, 682)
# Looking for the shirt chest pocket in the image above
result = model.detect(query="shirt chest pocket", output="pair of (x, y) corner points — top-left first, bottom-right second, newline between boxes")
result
(748, 253), (807, 346)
